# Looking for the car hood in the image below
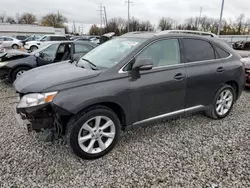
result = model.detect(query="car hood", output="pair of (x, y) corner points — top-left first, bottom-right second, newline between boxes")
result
(25, 41), (39, 44)
(0, 50), (31, 63)
(14, 62), (102, 93)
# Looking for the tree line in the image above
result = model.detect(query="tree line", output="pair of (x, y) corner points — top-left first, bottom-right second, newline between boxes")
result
(1, 11), (249, 36)
(90, 13), (250, 36)
(0, 12), (68, 32)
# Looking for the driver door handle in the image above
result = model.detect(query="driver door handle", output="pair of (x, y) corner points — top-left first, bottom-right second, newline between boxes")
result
(174, 73), (186, 80)
(217, 67), (226, 73)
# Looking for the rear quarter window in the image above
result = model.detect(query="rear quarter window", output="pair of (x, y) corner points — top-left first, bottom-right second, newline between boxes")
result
(214, 46), (230, 58)
(183, 38), (216, 62)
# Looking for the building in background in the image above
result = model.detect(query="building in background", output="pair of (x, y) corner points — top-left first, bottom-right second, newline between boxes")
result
(0, 23), (65, 37)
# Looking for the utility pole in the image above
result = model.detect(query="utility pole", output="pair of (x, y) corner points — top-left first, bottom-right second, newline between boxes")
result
(103, 6), (108, 32)
(98, 3), (103, 35)
(125, 0), (132, 32)
(217, 0), (225, 36)
(198, 7), (203, 30)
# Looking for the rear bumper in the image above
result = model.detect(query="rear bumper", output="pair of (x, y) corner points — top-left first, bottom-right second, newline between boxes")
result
(245, 73), (250, 87)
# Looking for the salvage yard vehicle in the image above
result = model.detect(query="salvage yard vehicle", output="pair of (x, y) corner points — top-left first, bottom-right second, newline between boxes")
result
(0, 36), (22, 49)
(0, 41), (97, 82)
(24, 35), (69, 52)
(233, 40), (250, 50)
(14, 32), (245, 160)
(241, 57), (250, 87)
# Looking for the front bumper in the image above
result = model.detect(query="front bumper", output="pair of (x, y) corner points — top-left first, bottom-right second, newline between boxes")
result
(0, 66), (10, 79)
(16, 103), (54, 132)
(24, 45), (30, 50)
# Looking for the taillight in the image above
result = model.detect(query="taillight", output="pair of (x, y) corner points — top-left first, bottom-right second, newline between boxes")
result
(240, 58), (247, 69)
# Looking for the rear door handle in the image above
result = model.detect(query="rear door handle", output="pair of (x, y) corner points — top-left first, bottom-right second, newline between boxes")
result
(217, 67), (226, 73)
(174, 73), (186, 80)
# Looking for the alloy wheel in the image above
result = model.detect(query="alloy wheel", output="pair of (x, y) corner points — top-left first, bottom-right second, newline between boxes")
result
(216, 89), (233, 116)
(78, 116), (116, 154)
(16, 70), (26, 78)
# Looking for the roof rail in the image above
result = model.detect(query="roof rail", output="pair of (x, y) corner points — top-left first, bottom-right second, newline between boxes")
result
(121, 31), (155, 36)
(157, 30), (218, 38)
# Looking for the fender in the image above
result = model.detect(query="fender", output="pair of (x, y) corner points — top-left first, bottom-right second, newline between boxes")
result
(5, 56), (37, 69)
(52, 77), (132, 125)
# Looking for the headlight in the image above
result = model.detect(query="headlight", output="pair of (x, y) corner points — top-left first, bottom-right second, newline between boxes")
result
(246, 70), (250, 73)
(0, 61), (9, 67)
(17, 92), (58, 108)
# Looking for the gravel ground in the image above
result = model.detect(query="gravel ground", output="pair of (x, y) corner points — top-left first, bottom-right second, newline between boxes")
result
(0, 80), (249, 188)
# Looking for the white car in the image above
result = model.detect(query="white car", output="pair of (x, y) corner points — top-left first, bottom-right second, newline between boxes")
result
(0, 36), (22, 49)
(24, 35), (68, 52)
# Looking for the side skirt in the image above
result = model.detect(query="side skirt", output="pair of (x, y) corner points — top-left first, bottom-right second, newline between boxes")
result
(124, 105), (206, 131)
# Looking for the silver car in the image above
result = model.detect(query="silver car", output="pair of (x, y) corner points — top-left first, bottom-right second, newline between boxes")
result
(0, 36), (22, 49)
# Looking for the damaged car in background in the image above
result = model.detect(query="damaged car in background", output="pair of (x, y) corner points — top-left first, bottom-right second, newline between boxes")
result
(0, 41), (97, 82)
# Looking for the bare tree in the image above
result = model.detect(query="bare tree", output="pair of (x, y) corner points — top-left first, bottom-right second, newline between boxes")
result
(20, 13), (37, 24)
(129, 17), (140, 31)
(0, 12), (6, 23)
(185, 17), (199, 30)
(6, 16), (15, 24)
(235, 14), (245, 34)
(158, 17), (175, 31)
(41, 11), (67, 28)
(139, 21), (153, 31)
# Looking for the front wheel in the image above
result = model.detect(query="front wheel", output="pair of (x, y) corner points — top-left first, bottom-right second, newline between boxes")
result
(12, 44), (19, 49)
(10, 66), (31, 82)
(66, 106), (121, 160)
(206, 84), (235, 119)
(30, 46), (38, 52)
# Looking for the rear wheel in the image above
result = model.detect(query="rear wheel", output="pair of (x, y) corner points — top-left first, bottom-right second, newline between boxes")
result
(30, 46), (38, 52)
(66, 106), (121, 160)
(206, 84), (235, 119)
(10, 66), (31, 82)
(12, 44), (19, 49)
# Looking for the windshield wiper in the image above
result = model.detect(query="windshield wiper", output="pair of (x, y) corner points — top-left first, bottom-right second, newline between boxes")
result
(81, 58), (98, 70)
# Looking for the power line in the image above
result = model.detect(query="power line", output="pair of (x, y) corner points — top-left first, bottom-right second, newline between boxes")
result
(125, 0), (133, 32)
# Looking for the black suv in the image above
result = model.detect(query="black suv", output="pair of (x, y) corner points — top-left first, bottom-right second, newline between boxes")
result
(14, 32), (245, 160)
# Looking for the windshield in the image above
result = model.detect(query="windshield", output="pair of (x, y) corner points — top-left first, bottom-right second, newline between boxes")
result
(76, 37), (146, 69)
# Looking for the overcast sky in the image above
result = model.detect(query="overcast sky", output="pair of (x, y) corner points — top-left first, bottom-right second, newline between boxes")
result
(1, 0), (250, 33)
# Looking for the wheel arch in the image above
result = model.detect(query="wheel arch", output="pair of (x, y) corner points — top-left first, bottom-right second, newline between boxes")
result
(9, 65), (33, 80)
(225, 80), (239, 100)
(66, 101), (128, 130)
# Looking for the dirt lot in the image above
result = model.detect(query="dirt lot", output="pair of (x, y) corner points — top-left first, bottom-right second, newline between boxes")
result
(0, 80), (249, 188)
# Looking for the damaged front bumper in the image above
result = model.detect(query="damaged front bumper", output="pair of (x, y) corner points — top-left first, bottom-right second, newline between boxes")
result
(16, 103), (54, 132)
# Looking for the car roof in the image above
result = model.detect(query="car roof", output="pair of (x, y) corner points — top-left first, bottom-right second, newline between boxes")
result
(44, 40), (97, 46)
(43, 35), (66, 37)
(120, 30), (219, 39)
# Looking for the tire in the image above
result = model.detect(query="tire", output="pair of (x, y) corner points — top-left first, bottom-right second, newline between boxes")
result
(10, 66), (31, 82)
(30, 46), (38, 52)
(12, 44), (19, 49)
(206, 84), (236, 119)
(66, 106), (121, 160)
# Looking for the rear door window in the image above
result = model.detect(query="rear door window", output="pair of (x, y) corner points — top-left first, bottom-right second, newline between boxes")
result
(75, 44), (93, 53)
(183, 38), (216, 62)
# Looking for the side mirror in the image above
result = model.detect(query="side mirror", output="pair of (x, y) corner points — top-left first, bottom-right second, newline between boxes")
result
(133, 58), (153, 71)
